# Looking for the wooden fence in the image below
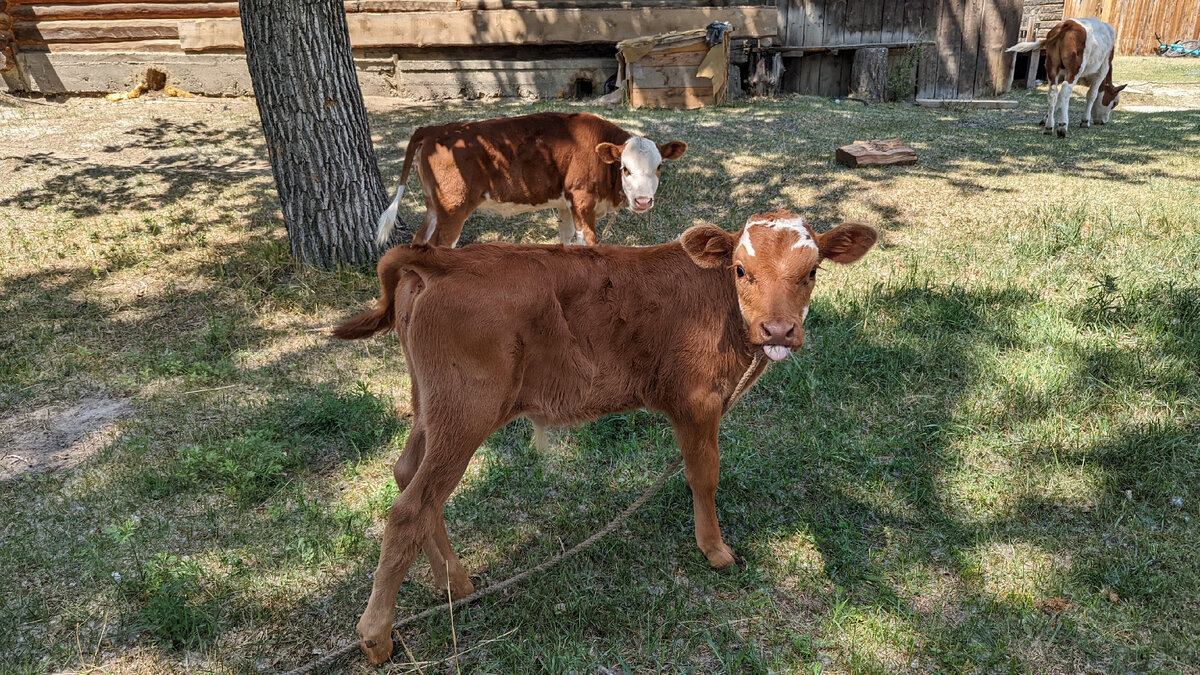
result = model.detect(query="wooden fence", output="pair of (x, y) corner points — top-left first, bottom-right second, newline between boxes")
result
(1064, 0), (1200, 55)
(777, 0), (1022, 98)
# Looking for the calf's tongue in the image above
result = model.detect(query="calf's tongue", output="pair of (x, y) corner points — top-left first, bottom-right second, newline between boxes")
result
(763, 345), (790, 362)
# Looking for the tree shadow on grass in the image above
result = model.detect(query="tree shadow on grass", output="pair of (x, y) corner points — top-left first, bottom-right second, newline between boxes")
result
(365, 101), (1200, 250)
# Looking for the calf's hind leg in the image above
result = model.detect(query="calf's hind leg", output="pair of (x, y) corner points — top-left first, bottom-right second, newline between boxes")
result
(392, 423), (475, 600)
(358, 422), (490, 664)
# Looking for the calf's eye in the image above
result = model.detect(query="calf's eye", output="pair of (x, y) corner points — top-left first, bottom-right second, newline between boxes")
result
(736, 265), (746, 278)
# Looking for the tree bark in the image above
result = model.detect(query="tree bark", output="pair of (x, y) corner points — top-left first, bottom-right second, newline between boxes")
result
(240, 0), (400, 269)
(850, 46), (888, 104)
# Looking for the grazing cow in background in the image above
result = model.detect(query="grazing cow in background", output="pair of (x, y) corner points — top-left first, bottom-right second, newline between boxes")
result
(335, 210), (878, 664)
(374, 112), (688, 248)
(1008, 18), (1126, 137)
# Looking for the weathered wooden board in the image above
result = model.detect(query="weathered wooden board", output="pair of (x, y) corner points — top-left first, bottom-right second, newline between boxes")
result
(835, 138), (917, 167)
(629, 63), (711, 89)
(11, 3), (238, 21)
(15, 19), (179, 44)
(915, 97), (1017, 108)
(629, 85), (715, 109)
(24, 38), (183, 51)
(179, 7), (779, 51)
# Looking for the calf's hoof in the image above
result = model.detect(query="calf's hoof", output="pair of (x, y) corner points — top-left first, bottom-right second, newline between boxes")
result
(1080, 119), (1091, 128)
(1042, 125), (1053, 135)
(359, 633), (394, 666)
(450, 576), (476, 600)
(1094, 119), (1106, 125)
(1055, 124), (1067, 138)
(703, 543), (737, 571)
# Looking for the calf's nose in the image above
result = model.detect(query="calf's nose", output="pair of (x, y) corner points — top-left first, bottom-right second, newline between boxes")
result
(633, 197), (654, 210)
(758, 320), (796, 345)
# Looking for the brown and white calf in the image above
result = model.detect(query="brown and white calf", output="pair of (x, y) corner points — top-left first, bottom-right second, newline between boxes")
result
(1008, 18), (1126, 137)
(335, 210), (877, 664)
(374, 112), (687, 248)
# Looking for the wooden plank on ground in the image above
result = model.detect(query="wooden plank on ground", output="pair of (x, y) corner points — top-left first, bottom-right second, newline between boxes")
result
(915, 97), (1017, 108)
(835, 138), (917, 167)
(179, 7), (779, 51)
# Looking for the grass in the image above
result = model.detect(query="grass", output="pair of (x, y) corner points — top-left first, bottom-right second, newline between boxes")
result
(1, 55), (1198, 672)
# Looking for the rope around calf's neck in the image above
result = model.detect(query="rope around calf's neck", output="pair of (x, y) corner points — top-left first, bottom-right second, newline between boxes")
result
(285, 352), (765, 675)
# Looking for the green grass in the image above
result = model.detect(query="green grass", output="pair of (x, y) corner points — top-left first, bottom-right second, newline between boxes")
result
(1, 56), (1198, 672)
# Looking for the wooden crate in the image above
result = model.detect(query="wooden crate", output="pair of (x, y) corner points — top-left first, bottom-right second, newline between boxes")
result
(618, 26), (730, 109)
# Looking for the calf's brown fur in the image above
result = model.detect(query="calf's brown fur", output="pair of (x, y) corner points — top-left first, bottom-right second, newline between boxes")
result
(334, 211), (877, 664)
(375, 111), (687, 247)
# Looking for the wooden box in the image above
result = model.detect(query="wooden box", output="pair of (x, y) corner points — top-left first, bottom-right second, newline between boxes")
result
(617, 26), (730, 110)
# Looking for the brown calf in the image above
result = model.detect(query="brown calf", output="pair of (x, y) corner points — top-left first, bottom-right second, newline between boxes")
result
(335, 210), (877, 664)
(1007, 18), (1125, 137)
(375, 112), (688, 248)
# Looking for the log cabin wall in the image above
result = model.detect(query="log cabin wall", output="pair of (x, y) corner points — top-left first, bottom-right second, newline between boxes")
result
(776, 0), (1022, 99)
(1, 0), (779, 97)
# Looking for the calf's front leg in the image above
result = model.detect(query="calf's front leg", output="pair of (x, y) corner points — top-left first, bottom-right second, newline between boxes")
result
(672, 403), (735, 570)
(567, 195), (599, 246)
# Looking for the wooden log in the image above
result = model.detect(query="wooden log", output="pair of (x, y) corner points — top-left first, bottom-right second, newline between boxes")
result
(21, 38), (183, 52)
(15, 19), (179, 44)
(849, 46), (887, 103)
(10, 3), (238, 21)
(180, 7), (779, 51)
(914, 98), (1018, 108)
(835, 138), (918, 168)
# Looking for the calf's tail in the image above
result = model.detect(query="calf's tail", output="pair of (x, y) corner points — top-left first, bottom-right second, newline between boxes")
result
(333, 246), (444, 340)
(1006, 40), (1044, 53)
(376, 128), (426, 248)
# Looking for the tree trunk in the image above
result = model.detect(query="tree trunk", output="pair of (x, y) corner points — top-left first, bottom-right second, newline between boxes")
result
(240, 0), (401, 269)
(850, 47), (888, 104)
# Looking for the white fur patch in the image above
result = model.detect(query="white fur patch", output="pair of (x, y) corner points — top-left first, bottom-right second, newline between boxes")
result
(743, 215), (818, 251)
(422, 211), (438, 244)
(738, 229), (756, 257)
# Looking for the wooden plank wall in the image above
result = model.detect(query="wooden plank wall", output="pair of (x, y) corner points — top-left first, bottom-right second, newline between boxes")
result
(777, 0), (1022, 98)
(7, 0), (774, 54)
(1064, 0), (1200, 55)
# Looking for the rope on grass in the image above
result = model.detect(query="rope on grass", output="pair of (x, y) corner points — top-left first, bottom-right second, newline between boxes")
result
(285, 353), (765, 675)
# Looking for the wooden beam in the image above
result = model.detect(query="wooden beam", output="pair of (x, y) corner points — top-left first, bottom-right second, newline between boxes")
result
(11, 3), (238, 21)
(915, 98), (1018, 108)
(15, 19), (179, 44)
(767, 40), (934, 55)
(179, 7), (779, 51)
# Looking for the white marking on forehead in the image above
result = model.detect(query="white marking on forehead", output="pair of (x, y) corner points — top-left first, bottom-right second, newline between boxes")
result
(738, 229), (756, 256)
(621, 136), (662, 174)
(743, 215), (818, 251)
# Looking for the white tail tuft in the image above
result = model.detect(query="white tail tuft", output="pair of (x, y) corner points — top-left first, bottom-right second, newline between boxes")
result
(1006, 40), (1044, 53)
(375, 185), (405, 247)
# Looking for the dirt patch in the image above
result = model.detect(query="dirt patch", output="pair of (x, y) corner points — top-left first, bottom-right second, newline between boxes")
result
(0, 397), (131, 481)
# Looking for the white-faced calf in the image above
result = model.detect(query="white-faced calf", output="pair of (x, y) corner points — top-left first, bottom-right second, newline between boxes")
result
(375, 112), (687, 248)
(335, 210), (877, 664)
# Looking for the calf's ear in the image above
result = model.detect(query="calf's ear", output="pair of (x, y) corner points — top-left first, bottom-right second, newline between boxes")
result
(596, 142), (624, 165)
(815, 223), (878, 264)
(681, 224), (736, 269)
(659, 140), (688, 161)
